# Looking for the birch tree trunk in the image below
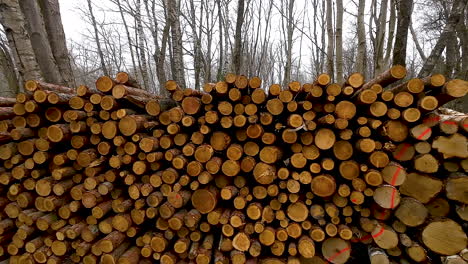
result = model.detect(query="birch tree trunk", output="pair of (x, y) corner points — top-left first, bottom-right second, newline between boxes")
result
(216, 0), (224, 80)
(320, 0), (326, 74)
(392, 0), (413, 66)
(204, 1), (214, 84)
(355, 0), (367, 77)
(335, 0), (344, 83)
(37, 0), (75, 87)
(232, 0), (245, 75)
(282, 0), (295, 87)
(167, 0), (186, 89)
(135, 0), (150, 90)
(326, 0), (334, 81)
(189, 0), (203, 90)
(0, 0), (42, 82)
(374, 0), (388, 75)
(86, 0), (109, 76)
(0, 43), (19, 96)
(418, 0), (465, 77)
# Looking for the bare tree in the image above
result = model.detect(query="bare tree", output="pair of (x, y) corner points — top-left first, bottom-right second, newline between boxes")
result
(384, 0), (396, 67)
(410, 20), (426, 61)
(182, 0), (204, 90)
(135, 0), (150, 89)
(167, 0), (186, 89)
(280, 0), (295, 87)
(216, 0), (224, 80)
(86, 0), (109, 76)
(355, 0), (367, 76)
(326, 0), (334, 80)
(335, 0), (343, 83)
(392, 0), (413, 66)
(143, 0), (170, 96)
(114, 0), (138, 77)
(418, 0), (465, 77)
(232, 0), (245, 74)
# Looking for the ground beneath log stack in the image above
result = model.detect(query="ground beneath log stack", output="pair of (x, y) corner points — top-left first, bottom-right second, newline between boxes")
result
(0, 67), (467, 264)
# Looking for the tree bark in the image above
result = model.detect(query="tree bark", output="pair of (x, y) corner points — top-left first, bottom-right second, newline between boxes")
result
(282, 0), (295, 87)
(86, 0), (109, 76)
(356, 0), (367, 77)
(216, 0), (224, 81)
(135, 0), (149, 90)
(19, 0), (64, 85)
(187, 0), (204, 90)
(375, 0), (388, 75)
(445, 30), (457, 78)
(326, 0), (334, 81)
(0, 43), (18, 96)
(418, 0), (465, 78)
(37, 0), (75, 87)
(0, 0), (42, 82)
(335, 0), (343, 83)
(232, 0), (245, 75)
(392, 0), (413, 66)
(167, 0), (186, 89)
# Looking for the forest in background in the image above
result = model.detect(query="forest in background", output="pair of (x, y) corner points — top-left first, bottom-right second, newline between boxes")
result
(0, 0), (466, 109)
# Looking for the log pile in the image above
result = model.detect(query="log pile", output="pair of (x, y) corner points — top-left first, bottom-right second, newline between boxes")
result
(0, 66), (467, 264)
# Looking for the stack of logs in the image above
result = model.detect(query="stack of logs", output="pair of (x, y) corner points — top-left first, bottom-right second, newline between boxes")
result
(0, 65), (467, 264)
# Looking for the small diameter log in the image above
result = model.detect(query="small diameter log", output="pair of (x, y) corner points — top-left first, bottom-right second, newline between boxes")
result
(191, 187), (218, 214)
(400, 173), (443, 203)
(445, 173), (468, 203)
(368, 246), (389, 264)
(322, 238), (350, 264)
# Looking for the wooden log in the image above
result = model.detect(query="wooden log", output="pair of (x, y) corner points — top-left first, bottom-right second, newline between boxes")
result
(422, 219), (467, 255)
(360, 65), (406, 91)
(25, 80), (74, 94)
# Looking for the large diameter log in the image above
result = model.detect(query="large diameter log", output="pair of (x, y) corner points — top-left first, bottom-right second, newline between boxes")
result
(422, 219), (467, 255)
(191, 187), (218, 214)
(432, 134), (468, 159)
(400, 173), (443, 203)
(322, 238), (350, 264)
(435, 79), (468, 106)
